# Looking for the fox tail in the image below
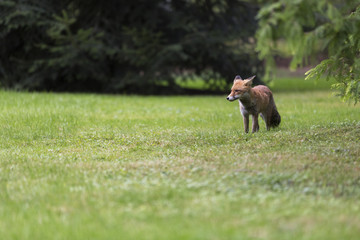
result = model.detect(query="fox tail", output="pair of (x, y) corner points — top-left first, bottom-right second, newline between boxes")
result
(269, 96), (281, 128)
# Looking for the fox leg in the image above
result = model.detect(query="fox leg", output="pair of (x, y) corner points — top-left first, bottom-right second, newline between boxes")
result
(260, 113), (270, 130)
(252, 114), (259, 133)
(242, 114), (249, 133)
(265, 108), (274, 130)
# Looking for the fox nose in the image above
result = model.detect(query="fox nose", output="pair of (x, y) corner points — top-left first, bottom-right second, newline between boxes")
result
(226, 97), (229, 100)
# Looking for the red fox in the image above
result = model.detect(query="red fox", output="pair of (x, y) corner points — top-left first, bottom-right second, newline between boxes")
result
(227, 75), (281, 133)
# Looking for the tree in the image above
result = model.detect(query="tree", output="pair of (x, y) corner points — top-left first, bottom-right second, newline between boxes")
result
(256, 0), (360, 103)
(0, 0), (262, 93)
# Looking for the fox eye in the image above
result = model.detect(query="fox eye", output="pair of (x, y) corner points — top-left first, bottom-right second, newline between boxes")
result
(235, 89), (241, 92)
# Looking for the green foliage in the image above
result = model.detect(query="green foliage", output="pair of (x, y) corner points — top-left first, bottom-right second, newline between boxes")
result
(28, 6), (119, 91)
(0, 0), (262, 93)
(256, 0), (360, 103)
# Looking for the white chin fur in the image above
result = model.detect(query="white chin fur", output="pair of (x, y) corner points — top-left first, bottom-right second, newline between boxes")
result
(227, 95), (240, 101)
(227, 96), (235, 101)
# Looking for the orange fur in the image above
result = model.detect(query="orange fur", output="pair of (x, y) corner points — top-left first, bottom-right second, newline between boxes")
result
(227, 76), (281, 133)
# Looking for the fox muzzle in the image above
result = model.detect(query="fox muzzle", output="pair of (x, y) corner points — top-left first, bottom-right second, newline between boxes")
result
(226, 95), (239, 101)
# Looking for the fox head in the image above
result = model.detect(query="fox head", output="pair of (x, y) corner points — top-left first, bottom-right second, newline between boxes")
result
(226, 75), (256, 101)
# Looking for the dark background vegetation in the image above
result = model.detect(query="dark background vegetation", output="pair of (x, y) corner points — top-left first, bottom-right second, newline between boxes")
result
(0, 0), (263, 94)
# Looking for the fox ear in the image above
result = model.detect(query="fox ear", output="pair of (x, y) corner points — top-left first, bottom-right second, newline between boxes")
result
(244, 79), (252, 86)
(233, 75), (242, 83)
(247, 75), (256, 81)
(244, 75), (256, 86)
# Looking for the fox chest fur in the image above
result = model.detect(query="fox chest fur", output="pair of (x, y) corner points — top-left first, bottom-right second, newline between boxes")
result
(238, 85), (271, 115)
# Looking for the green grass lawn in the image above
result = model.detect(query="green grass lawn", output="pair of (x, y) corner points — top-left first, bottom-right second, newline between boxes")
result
(0, 86), (359, 239)
(270, 76), (335, 92)
(176, 75), (335, 92)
